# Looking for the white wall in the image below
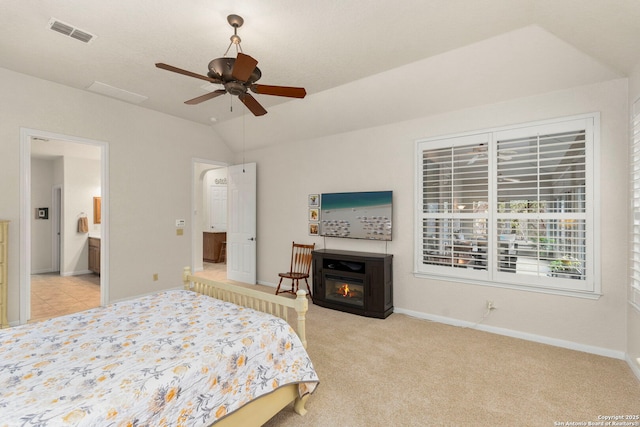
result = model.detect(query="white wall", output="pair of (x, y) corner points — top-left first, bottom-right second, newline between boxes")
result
(30, 158), (55, 273)
(244, 78), (629, 356)
(0, 67), (234, 322)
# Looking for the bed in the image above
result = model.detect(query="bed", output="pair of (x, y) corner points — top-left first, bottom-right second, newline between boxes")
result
(0, 267), (319, 426)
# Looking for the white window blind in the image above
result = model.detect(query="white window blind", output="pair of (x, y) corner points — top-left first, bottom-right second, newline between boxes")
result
(415, 115), (598, 296)
(630, 99), (640, 310)
(422, 138), (489, 271)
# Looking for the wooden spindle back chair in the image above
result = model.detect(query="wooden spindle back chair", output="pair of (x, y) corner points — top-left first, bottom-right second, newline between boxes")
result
(275, 241), (315, 295)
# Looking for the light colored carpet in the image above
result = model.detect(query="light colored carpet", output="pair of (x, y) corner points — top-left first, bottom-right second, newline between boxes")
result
(194, 265), (640, 426)
(263, 302), (640, 426)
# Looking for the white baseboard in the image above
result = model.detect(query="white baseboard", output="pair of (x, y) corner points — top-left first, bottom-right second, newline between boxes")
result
(257, 280), (277, 288)
(626, 354), (640, 382)
(31, 269), (94, 276)
(394, 307), (626, 360)
(30, 268), (57, 275)
(60, 269), (93, 277)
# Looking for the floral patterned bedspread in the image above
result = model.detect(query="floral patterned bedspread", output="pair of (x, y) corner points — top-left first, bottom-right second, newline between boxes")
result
(0, 290), (318, 426)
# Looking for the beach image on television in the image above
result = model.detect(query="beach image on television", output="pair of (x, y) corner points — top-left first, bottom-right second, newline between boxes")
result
(320, 191), (392, 240)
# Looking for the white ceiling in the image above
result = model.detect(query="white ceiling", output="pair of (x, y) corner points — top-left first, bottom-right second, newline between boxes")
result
(4, 0), (640, 153)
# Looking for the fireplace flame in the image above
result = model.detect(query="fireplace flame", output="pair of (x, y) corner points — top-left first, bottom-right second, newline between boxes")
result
(338, 284), (351, 297)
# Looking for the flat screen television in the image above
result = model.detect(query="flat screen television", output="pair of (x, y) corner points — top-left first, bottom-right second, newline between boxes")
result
(320, 191), (392, 241)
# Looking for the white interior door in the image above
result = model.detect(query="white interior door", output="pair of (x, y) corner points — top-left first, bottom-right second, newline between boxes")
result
(227, 163), (256, 284)
(208, 185), (227, 231)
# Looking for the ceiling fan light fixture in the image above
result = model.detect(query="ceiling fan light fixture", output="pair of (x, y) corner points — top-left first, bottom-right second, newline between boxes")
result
(225, 81), (247, 96)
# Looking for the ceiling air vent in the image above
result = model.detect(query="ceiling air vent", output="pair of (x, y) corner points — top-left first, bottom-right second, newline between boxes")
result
(48, 18), (95, 44)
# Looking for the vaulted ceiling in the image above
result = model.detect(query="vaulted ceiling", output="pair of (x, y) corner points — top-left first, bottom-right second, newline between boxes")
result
(3, 1), (639, 152)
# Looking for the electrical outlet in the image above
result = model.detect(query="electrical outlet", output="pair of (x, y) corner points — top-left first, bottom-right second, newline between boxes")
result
(486, 300), (496, 310)
(153, 273), (158, 281)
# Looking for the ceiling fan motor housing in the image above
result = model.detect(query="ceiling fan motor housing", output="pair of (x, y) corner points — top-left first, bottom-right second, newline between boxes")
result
(208, 58), (262, 84)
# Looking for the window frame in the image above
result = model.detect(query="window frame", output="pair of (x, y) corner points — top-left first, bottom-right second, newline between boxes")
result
(630, 99), (640, 311)
(414, 113), (601, 299)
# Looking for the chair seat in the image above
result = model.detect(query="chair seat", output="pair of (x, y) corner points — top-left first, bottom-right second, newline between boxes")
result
(279, 272), (309, 279)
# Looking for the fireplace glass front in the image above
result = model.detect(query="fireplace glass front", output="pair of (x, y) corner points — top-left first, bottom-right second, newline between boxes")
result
(324, 275), (364, 307)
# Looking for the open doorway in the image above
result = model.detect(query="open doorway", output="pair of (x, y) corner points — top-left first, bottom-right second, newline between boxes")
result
(192, 159), (228, 282)
(191, 159), (257, 285)
(20, 128), (109, 324)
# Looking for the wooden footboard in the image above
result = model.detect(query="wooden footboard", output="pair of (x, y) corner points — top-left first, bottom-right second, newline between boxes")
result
(212, 384), (307, 427)
(182, 267), (308, 348)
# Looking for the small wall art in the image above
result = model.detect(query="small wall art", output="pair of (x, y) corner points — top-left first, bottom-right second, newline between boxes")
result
(36, 208), (49, 220)
(308, 194), (319, 207)
(309, 208), (319, 221)
(309, 222), (319, 236)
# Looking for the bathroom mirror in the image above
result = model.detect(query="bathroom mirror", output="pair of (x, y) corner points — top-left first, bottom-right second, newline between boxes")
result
(93, 197), (101, 224)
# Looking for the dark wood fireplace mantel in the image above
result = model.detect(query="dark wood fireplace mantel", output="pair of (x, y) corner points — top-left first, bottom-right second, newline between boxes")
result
(312, 249), (393, 318)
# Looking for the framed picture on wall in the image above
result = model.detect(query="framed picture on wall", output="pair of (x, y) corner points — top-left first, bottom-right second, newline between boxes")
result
(309, 222), (319, 236)
(309, 208), (319, 221)
(308, 194), (319, 207)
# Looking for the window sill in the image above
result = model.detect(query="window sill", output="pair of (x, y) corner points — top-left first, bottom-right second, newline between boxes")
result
(413, 271), (602, 300)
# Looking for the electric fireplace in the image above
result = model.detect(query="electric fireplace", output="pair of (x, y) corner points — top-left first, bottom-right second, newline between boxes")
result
(324, 275), (365, 307)
(312, 249), (393, 318)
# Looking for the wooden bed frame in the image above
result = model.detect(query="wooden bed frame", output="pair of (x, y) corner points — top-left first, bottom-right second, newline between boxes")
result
(182, 267), (312, 426)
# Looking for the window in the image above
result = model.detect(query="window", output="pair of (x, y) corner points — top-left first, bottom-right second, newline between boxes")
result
(631, 100), (640, 311)
(415, 115), (599, 296)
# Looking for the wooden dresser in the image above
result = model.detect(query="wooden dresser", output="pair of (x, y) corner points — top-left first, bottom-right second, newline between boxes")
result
(0, 220), (8, 328)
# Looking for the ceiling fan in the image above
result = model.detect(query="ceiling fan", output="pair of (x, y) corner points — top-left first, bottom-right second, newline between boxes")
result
(155, 14), (306, 116)
(498, 174), (521, 183)
(467, 144), (515, 165)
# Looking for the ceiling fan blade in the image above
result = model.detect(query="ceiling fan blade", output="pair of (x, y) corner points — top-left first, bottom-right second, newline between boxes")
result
(156, 63), (221, 84)
(239, 93), (267, 116)
(231, 53), (258, 82)
(251, 84), (306, 98)
(184, 89), (227, 105)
